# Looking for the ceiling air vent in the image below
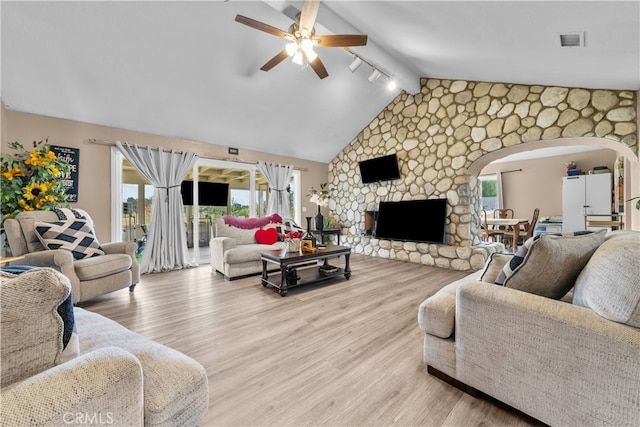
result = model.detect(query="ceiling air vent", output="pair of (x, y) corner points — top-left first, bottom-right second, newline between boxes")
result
(558, 32), (584, 47)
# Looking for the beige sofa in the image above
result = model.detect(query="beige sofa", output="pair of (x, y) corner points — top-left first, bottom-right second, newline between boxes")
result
(210, 217), (285, 279)
(4, 210), (139, 304)
(0, 267), (209, 426)
(418, 230), (640, 426)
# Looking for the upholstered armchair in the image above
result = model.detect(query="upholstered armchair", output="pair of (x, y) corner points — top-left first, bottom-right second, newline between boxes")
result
(4, 210), (139, 304)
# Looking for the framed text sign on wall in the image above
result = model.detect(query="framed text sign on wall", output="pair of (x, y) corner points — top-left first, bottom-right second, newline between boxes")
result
(51, 145), (80, 202)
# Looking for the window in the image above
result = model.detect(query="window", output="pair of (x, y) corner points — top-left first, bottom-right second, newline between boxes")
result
(479, 175), (497, 211)
(120, 162), (153, 256)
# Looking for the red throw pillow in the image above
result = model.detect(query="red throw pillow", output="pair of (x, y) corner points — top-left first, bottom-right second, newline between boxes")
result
(255, 227), (278, 245)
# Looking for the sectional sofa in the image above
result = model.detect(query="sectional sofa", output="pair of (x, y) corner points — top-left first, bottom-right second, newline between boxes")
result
(418, 230), (640, 426)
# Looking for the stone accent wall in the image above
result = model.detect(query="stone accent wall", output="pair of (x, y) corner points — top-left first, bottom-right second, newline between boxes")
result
(328, 78), (637, 271)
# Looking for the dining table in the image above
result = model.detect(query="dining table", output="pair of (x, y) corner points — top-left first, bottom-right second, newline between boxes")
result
(484, 218), (530, 251)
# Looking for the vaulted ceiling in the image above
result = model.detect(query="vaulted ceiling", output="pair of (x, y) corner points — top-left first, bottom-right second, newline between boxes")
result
(2, 1), (638, 163)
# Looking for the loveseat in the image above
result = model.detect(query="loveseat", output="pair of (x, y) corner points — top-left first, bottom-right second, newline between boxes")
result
(210, 217), (285, 279)
(418, 230), (640, 426)
(0, 267), (209, 426)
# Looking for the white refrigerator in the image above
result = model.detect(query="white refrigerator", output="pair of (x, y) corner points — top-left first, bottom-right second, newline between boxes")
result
(562, 173), (611, 233)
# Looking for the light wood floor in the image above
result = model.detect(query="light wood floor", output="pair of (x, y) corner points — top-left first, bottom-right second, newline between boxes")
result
(81, 254), (541, 427)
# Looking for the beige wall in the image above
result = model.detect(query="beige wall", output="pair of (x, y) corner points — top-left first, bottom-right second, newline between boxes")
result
(1, 99), (6, 146)
(481, 148), (618, 219)
(2, 110), (329, 242)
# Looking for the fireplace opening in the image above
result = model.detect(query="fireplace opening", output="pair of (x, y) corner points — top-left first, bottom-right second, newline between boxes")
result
(364, 211), (378, 236)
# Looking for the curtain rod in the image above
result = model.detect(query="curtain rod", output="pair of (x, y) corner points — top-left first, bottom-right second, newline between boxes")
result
(502, 168), (523, 174)
(86, 138), (308, 171)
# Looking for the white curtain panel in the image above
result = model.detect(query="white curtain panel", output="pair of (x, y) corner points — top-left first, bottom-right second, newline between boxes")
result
(116, 142), (198, 273)
(495, 171), (504, 210)
(256, 161), (294, 217)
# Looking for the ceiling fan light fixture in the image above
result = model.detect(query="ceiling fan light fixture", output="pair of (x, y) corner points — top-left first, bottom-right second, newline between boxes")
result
(349, 56), (363, 72)
(304, 48), (318, 63)
(368, 69), (382, 83)
(300, 38), (314, 51)
(285, 42), (298, 56)
(300, 38), (317, 62)
(292, 50), (304, 65)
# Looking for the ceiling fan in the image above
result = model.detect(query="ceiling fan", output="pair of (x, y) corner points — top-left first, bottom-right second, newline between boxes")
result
(235, 0), (367, 79)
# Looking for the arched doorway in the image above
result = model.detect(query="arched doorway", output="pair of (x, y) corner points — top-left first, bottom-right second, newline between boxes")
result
(468, 136), (639, 241)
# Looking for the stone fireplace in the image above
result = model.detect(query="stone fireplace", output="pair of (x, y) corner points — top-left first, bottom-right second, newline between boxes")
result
(328, 78), (637, 271)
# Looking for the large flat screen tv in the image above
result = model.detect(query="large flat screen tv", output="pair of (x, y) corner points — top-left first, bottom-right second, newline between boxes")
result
(358, 153), (401, 184)
(181, 181), (229, 206)
(375, 198), (448, 244)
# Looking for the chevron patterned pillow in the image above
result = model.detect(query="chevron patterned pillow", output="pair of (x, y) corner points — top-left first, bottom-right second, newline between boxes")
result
(34, 219), (105, 260)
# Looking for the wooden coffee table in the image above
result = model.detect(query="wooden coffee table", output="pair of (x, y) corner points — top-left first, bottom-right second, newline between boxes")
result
(261, 245), (351, 296)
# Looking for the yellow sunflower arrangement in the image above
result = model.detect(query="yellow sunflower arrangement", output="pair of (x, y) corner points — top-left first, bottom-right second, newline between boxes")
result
(1, 139), (70, 222)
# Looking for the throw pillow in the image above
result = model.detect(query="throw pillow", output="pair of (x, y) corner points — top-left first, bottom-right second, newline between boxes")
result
(53, 207), (84, 220)
(224, 213), (283, 229)
(479, 253), (514, 283)
(262, 223), (286, 241)
(497, 229), (606, 299)
(34, 219), (105, 260)
(494, 236), (538, 286)
(573, 232), (640, 327)
(255, 227), (278, 245)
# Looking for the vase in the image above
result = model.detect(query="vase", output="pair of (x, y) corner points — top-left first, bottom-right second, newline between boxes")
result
(303, 217), (317, 248)
(314, 205), (324, 231)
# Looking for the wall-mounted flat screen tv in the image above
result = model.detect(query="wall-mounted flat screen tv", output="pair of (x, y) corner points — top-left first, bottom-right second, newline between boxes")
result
(358, 153), (401, 184)
(375, 198), (448, 244)
(181, 181), (229, 206)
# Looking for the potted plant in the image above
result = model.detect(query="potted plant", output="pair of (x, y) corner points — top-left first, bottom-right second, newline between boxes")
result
(1, 139), (70, 254)
(307, 182), (334, 230)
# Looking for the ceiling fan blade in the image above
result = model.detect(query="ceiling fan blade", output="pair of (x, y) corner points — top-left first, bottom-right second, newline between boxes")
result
(298, 0), (320, 37)
(307, 54), (329, 79)
(314, 34), (368, 47)
(235, 15), (290, 39)
(260, 50), (290, 72)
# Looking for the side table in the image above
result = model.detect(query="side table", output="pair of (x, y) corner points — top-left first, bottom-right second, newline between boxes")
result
(311, 228), (342, 245)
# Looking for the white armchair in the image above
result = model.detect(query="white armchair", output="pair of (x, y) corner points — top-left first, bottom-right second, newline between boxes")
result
(4, 210), (139, 304)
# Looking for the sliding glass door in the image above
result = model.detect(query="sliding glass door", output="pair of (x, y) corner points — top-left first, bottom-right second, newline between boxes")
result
(112, 148), (301, 265)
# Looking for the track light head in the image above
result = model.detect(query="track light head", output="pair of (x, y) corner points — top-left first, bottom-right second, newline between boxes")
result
(368, 69), (382, 83)
(348, 57), (363, 72)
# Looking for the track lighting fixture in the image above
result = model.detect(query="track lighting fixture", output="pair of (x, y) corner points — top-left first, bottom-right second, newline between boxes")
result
(368, 69), (382, 83)
(347, 52), (396, 90)
(348, 56), (363, 72)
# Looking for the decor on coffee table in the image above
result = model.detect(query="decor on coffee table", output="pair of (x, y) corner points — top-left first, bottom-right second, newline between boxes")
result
(261, 244), (351, 296)
(302, 216), (317, 248)
(285, 230), (302, 252)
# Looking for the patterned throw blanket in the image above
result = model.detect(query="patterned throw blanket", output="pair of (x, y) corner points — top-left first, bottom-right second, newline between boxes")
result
(223, 213), (283, 229)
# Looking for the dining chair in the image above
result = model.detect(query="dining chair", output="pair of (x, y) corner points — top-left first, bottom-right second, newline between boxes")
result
(492, 208), (515, 238)
(503, 207), (539, 248)
(525, 208), (540, 239)
(481, 209), (504, 242)
(493, 208), (514, 219)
